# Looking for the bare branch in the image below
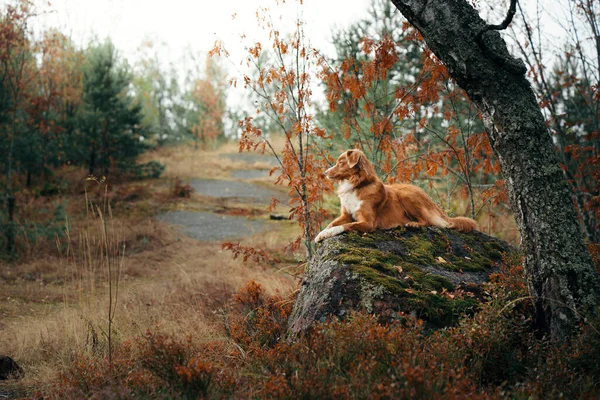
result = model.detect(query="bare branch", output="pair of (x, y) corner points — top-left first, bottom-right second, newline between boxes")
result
(476, 0), (518, 43)
(475, 0), (526, 75)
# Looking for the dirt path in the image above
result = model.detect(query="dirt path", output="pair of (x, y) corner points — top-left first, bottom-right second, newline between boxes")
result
(157, 152), (289, 242)
(157, 211), (268, 241)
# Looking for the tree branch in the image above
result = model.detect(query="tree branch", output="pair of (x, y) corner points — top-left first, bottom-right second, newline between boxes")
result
(476, 0), (518, 43)
(475, 0), (525, 75)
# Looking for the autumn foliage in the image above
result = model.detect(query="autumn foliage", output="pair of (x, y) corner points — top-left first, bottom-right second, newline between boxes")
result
(52, 267), (600, 399)
(211, 10), (334, 257)
(4, 0), (600, 397)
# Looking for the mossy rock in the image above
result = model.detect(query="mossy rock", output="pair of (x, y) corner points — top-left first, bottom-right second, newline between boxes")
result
(288, 226), (516, 335)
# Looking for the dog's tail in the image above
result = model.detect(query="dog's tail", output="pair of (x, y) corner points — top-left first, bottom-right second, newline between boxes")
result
(444, 216), (477, 232)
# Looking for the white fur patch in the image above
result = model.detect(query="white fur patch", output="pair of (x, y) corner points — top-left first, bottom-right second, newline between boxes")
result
(314, 225), (345, 243)
(338, 180), (363, 220)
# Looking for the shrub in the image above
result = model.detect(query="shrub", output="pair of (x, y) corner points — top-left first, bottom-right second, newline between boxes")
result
(126, 161), (165, 180)
(0, 202), (68, 258)
(57, 342), (156, 399)
(227, 280), (294, 350)
(54, 268), (600, 399)
(56, 333), (227, 399)
(38, 178), (70, 197)
(171, 178), (194, 198)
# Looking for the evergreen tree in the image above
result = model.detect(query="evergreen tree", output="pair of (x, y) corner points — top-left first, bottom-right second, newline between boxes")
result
(78, 40), (145, 175)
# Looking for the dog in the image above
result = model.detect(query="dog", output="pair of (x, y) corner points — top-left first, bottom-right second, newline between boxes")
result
(314, 149), (477, 243)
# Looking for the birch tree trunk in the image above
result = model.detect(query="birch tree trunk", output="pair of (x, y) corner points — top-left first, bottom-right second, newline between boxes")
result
(389, 0), (600, 339)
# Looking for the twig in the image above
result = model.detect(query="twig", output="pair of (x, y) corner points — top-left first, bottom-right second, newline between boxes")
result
(476, 0), (518, 43)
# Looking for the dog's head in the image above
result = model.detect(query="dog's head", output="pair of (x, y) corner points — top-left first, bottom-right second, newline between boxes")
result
(325, 149), (376, 183)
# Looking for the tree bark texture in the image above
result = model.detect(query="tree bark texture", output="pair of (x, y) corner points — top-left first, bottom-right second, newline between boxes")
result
(6, 196), (15, 253)
(390, 0), (600, 339)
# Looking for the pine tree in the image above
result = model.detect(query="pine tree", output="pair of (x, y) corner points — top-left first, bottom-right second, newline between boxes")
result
(78, 40), (145, 175)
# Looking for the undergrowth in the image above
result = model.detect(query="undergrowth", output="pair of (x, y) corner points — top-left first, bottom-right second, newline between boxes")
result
(46, 261), (600, 400)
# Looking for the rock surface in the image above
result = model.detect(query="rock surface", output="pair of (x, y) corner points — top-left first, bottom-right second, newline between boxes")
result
(0, 355), (24, 380)
(288, 227), (515, 335)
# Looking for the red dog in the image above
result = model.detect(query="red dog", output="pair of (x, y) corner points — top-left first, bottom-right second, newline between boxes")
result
(315, 149), (477, 243)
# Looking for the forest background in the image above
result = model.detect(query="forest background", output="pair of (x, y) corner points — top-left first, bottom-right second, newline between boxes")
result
(1, 0), (599, 397)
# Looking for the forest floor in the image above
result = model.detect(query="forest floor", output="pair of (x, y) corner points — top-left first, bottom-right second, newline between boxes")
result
(0, 140), (303, 396)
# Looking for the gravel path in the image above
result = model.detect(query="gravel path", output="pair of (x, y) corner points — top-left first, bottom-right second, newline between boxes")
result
(190, 179), (287, 204)
(157, 211), (267, 241)
(223, 152), (279, 166)
(158, 153), (289, 242)
(231, 169), (271, 180)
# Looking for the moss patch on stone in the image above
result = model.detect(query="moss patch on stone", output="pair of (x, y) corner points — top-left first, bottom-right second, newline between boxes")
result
(374, 227), (510, 272)
(289, 225), (515, 335)
(333, 241), (480, 327)
(325, 227), (514, 327)
(336, 247), (401, 274)
(351, 265), (407, 296)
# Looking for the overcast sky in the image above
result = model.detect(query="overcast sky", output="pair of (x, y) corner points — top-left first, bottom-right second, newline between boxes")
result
(12, 0), (586, 112)
(28, 0), (371, 66)
(24, 0), (573, 66)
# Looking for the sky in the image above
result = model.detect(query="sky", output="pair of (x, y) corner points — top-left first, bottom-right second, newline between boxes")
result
(19, 0), (374, 110)
(22, 0), (573, 69)
(28, 0), (371, 66)
(6, 0), (587, 111)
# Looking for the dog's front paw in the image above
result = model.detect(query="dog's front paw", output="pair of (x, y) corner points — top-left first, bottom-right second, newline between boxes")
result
(314, 231), (326, 243)
(314, 226), (345, 243)
(405, 222), (420, 228)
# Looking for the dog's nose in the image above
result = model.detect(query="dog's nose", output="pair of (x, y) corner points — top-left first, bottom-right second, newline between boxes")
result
(324, 167), (334, 179)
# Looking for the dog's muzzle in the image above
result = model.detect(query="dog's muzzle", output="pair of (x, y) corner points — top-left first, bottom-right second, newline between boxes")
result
(324, 166), (335, 179)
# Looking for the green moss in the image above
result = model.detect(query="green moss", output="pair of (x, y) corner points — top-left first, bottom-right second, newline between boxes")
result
(451, 253), (491, 272)
(484, 241), (505, 252)
(484, 241), (506, 261)
(345, 255), (478, 328)
(342, 231), (378, 249)
(397, 233), (437, 265)
(408, 292), (478, 328)
(336, 248), (401, 275)
(401, 263), (454, 292)
(351, 265), (407, 294)
(326, 227), (506, 328)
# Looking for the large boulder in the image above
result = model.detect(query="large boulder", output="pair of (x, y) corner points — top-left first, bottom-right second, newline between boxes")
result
(288, 227), (516, 335)
(0, 356), (24, 380)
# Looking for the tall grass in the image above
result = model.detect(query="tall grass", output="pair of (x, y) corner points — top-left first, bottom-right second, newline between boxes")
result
(59, 180), (124, 364)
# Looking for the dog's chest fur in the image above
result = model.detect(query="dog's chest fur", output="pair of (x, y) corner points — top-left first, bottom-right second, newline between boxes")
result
(338, 180), (363, 219)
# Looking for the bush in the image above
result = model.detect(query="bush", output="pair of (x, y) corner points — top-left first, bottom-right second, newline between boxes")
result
(171, 178), (194, 198)
(56, 333), (227, 399)
(126, 161), (165, 180)
(0, 202), (68, 258)
(54, 269), (600, 399)
(227, 280), (293, 350)
(38, 178), (70, 197)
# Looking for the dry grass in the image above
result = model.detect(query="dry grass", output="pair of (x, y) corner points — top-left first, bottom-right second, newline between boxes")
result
(140, 139), (284, 181)
(0, 141), (299, 394)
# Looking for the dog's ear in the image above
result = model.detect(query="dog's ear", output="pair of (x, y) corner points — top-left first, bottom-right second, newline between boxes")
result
(346, 150), (362, 168)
